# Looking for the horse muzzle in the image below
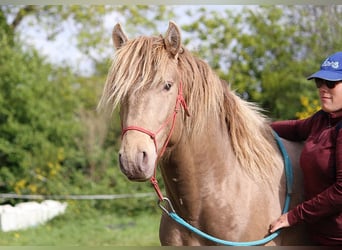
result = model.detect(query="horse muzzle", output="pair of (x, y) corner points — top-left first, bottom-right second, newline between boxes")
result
(118, 134), (157, 181)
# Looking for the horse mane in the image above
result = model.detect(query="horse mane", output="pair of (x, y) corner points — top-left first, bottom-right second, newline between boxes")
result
(178, 49), (279, 180)
(99, 35), (280, 181)
(223, 89), (280, 180)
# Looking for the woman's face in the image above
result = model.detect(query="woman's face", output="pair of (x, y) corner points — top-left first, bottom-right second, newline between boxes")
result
(315, 78), (342, 113)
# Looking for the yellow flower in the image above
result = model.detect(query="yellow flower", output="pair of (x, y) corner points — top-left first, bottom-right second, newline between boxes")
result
(14, 179), (26, 194)
(28, 184), (38, 193)
(296, 95), (321, 119)
(57, 147), (65, 162)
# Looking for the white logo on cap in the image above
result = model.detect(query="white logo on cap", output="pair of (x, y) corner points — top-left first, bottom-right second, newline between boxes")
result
(322, 59), (339, 69)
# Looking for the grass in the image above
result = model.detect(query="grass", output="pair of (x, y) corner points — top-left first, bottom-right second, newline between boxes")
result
(0, 203), (161, 246)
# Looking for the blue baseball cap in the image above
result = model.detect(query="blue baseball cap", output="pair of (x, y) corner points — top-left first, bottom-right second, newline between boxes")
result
(307, 51), (342, 81)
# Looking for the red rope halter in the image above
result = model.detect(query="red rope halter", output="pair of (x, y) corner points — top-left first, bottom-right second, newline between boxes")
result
(121, 81), (190, 201)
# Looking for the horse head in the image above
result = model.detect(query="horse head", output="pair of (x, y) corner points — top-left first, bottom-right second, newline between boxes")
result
(104, 22), (189, 181)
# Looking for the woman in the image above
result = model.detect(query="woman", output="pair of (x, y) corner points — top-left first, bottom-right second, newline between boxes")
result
(269, 51), (342, 245)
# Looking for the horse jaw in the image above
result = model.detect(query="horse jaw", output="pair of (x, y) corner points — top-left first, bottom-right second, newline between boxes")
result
(118, 132), (157, 181)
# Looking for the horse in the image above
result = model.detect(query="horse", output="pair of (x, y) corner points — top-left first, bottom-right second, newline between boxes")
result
(98, 21), (310, 246)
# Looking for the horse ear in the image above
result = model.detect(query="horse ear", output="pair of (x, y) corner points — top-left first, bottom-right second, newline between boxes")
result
(164, 21), (182, 57)
(112, 23), (128, 50)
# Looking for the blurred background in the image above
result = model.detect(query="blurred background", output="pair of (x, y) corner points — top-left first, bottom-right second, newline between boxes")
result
(0, 5), (341, 246)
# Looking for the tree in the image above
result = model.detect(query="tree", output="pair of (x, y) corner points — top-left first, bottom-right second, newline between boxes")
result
(1, 5), (175, 75)
(0, 28), (82, 194)
(0, 6), (173, 210)
(182, 6), (342, 120)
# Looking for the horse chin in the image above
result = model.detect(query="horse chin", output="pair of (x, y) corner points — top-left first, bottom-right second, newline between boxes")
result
(126, 175), (151, 182)
(120, 166), (154, 182)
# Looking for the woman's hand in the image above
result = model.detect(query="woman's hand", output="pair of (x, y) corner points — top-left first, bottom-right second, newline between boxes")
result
(269, 213), (290, 233)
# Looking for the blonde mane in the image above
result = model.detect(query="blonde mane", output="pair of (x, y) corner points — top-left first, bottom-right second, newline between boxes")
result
(178, 49), (280, 180)
(99, 35), (281, 181)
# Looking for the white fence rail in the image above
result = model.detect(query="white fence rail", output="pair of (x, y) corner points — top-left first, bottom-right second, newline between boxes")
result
(0, 192), (155, 200)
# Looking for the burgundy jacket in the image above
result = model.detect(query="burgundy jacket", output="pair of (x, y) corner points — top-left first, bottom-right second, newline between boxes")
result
(271, 110), (342, 245)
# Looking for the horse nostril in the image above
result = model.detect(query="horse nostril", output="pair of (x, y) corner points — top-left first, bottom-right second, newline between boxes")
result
(118, 153), (123, 166)
(142, 151), (148, 164)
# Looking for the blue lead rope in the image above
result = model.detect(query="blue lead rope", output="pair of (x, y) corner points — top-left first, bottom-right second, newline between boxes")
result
(168, 211), (281, 246)
(158, 131), (293, 246)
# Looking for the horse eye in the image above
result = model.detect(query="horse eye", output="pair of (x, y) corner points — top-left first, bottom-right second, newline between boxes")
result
(164, 82), (172, 91)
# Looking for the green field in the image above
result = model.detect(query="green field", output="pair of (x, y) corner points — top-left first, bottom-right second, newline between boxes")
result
(0, 204), (161, 246)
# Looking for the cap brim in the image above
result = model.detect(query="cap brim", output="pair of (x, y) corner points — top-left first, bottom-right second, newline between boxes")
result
(307, 70), (342, 81)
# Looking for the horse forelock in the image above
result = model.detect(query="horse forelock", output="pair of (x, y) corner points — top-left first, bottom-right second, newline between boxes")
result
(98, 35), (173, 111)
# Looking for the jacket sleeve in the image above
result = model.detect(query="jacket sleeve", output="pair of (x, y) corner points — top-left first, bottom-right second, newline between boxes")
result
(287, 128), (342, 225)
(271, 114), (316, 141)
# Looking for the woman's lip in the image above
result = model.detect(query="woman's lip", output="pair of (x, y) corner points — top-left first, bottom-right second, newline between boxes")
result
(320, 96), (331, 102)
(320, 95), (331, 99)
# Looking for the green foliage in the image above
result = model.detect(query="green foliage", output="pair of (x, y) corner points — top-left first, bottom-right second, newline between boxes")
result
(182, 7), (238, 72)
(0, 28), (81, 195)
(0, 6), (163, 216)
(0, 9), (13, 44)
(182, 6), (342, 120)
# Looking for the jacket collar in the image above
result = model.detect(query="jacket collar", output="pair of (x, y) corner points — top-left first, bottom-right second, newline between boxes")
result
(331, 109), (342, 119)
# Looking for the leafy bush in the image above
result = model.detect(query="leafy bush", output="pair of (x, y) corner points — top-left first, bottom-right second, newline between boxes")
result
(0, 25), (160, 215)
(0, 29), (82, 195)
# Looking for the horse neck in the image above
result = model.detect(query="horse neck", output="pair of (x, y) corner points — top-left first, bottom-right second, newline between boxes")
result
(160, 114), (238, 220)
